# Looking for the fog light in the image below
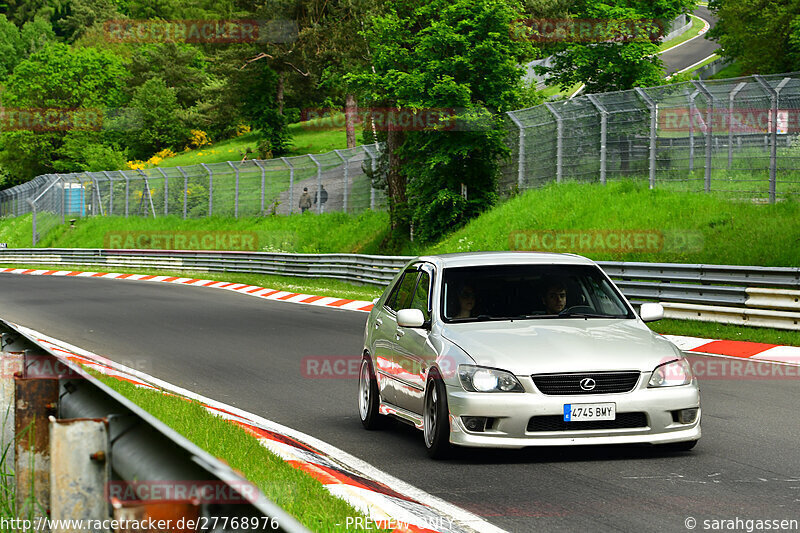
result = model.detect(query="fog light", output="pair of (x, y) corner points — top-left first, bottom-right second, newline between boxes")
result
(673, 408), (698, 424)
(461, 416), (488, 432)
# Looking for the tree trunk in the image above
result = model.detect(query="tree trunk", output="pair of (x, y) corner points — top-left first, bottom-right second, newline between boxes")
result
(276, 73), (285, 116)
(345, 93), (357, 148)
(386, 128), (407, 231)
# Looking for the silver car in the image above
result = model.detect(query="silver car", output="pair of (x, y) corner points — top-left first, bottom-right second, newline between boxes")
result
(358, 252), (700, 458)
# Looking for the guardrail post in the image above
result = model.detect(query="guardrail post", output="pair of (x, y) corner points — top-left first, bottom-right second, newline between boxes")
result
(692, 80), (715, 193)
(281, 157), (294, 214)
(227, 161), (240, 218)
(50, 418), (110, 525)
(544, 102), (563, 183)
(201, 163), (213, 216)
(15, 350), (59, 519)
(254, 160), (266, 214)
(635, 88), (658, 189)
(334, 149), (349, 213)
(728, 82), (747, 169)
(506, 110), (526, 189)
(587, 95), (608, 185)
(308, 154), (322, 214)
(157, 168), (169, 215)
(177, 167), (189, 219)
(1, 333), (24, 468)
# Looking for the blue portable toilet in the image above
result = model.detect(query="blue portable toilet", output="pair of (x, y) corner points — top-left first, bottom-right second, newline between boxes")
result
(63, 183), (86, 216)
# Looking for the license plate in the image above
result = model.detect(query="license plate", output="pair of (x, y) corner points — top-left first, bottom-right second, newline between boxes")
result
(563, 403), (616, 422)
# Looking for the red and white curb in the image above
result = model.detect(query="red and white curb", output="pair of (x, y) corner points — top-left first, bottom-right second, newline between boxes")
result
(13, 323), (504, 533)
(0, 268), (375, 313)
(664, 335), (800, 366)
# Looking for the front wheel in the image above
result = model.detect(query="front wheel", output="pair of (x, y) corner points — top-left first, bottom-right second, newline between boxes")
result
(358, 357), (384, 429)
(423, 371), (452, 459)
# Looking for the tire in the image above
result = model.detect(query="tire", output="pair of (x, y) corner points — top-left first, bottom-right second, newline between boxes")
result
(423, 371), (452, 459)
(660, 439), (698, 452)
(358, 356), (384, 429)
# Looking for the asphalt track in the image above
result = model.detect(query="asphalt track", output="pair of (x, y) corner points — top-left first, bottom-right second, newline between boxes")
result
(1, 274), (798, 532)
(661, 6), (721, 75)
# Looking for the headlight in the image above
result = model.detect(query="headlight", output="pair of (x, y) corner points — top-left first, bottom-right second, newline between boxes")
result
(458, 365), (524, 392)
(648, 358), (693, 387)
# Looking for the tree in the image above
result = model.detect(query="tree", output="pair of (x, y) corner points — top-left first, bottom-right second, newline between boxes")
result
(709, 0), (800, 74)
(0, 15), (56, 79)
(352, 0), (533, 244)
(127, 43), (208, 109)
(123, 78), (189, 159)
(56, 0), (121, 42)
(536, 0), (695, 93)
(0, 43), (129, 182)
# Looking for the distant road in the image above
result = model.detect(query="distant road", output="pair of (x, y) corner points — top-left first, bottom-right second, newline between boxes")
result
(661, 5), (721, 74)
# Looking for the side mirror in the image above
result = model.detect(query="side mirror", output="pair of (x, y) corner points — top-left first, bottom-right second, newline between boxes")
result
(397, 308), (426, 328)
(372, 297), (380, 305)
(639, 302), (664, 323)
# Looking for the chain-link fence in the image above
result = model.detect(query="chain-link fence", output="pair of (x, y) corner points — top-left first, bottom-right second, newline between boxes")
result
(503, 72), (800, 201)
(4, 73), (800, 246)
(1, 145), (387, 245)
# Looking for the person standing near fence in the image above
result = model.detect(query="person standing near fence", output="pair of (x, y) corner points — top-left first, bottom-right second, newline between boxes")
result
(314, 184), (329, 213)
(299, 187), (312, 213)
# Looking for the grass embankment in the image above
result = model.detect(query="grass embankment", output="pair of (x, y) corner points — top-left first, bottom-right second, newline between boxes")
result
(659, 14), (706, 52)
(92, 376), (376, 533)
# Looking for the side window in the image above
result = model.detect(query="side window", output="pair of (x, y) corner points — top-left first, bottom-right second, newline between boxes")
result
(386, 270), (419, 312)
(409, 271), (431, 321)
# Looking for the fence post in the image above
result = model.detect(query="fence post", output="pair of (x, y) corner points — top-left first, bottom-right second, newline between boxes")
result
(281, 157), (294, 214)
(544, 102), (563, 183)
(728, 82), (747, 169)
(102, 171), (114, 215)
(369, 144), (378, 210)
(59, 175), (66, 224)
(28, 199), (36, 246)
(253, 159), (266, 213)
(506, 111), (526, 190)
(176, 166), (189, 219)
(587, 95), (608, 185)
(692, 80), (714, 193)
(227, 161), (240, 218)
(201, 163), (213, 216)
(308, 154), (322, 214)
(754, 75), (780, 203)
(334, 149), (349, 213)
(93, 177), (105, 216)
(635, 88), (658, 189)
(157, 168), (169, 215)
(124, 172), (130, 217)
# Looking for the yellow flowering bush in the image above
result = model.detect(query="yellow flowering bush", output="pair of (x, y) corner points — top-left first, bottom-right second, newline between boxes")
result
(187, 129), (212, 149)
(235, 124), (251, 136)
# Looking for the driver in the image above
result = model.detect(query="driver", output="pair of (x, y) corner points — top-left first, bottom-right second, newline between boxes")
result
(542, 280), (567, 315)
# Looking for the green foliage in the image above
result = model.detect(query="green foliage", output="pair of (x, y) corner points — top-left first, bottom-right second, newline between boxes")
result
(57, 0), (122, 42)
(0, 15), (56, 79)
(709, 0), (800, 75)
(127, 43), (208, 109)
(54, 131), (127, 172)
(124, 78), (189, 159)
(353, 0), (533, 243)
(537, 0), (695, 93)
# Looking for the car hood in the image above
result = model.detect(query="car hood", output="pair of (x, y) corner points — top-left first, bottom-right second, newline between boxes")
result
(440, 319), (679, 375)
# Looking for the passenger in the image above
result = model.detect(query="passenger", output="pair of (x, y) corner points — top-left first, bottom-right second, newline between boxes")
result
(454, 285), (477, 318)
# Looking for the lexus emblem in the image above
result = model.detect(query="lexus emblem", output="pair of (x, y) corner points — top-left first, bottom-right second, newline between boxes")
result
(579, 378), (596, 391)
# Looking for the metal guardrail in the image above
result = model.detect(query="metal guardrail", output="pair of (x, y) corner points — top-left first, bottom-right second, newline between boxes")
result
(0, 249), (798, 329)
(0, 318), (310, 532)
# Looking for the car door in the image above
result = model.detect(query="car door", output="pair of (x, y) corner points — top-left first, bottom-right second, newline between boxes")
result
(393, 265), (438, 415)
(373, 267), (419, 407)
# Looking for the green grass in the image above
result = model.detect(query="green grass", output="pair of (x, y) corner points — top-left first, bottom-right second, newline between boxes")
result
(91, 374), (381, 532)
(32, 211), (389, 254)
(152, 115), (348, 169)
(420, 180), (800, 267)
(709, 62), (747, 80)
(659, 14), (706, 52)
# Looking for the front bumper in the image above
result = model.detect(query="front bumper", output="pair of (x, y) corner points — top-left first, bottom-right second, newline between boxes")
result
(446, 376), (701, 449)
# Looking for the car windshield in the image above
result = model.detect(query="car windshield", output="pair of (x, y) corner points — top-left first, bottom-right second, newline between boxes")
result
(441, 264), (634, 322)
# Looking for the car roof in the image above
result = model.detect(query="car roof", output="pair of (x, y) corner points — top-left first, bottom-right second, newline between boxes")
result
(415, 251), (597, 269)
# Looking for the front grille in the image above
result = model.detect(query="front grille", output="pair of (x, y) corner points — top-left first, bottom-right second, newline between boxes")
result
(527, 412), (648, 432)
(531, 371), (640, 395)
